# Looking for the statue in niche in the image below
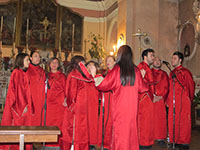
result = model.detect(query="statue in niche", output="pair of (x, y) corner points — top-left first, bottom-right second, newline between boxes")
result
(184, 43), (190, 57)
(193, 0), (200, 16)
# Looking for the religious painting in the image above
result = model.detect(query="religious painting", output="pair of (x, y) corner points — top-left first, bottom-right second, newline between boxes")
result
(180, 23), (195, 57)
(62, 7), (83, 52)
(0, 2), (17, 45)
(20, 0), (56, 50)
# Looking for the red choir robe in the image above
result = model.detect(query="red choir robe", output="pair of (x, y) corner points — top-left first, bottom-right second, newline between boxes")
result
(26, 63), (45, 126)
(137, 62), (154, 146)
(166, 65), (195, 144)
(94, 65), (148, 150)
(97, 71), (113, 149)
(61, 69), (93, 150)
(45, 71), (66, 147)
(152, 68), (169, 140)
(1, 68), (34, 150)
(87, 81), (99, 146)
(97, 92), (113, 149)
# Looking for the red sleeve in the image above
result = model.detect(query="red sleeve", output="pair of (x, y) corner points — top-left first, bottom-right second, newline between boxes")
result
(162, 72), (169, 101)
(185, 70), (195, 101)
(138, 63), (154, 98)
(61, 74), (66, 97)
(65, 74), (78, 111)
(79, 62), (93, 80)
(96, 66), (119, 92)
(1, 70), (28, 125)
(135, 68), (149, 93)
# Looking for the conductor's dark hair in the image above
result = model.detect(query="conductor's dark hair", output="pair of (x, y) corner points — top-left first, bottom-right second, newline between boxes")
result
(173, 51), (184, 64)
(141, 48), (154, 60)
(116, 45), (136, 86)
(14, 53), (29, 69)
(66, 55), (86, 78)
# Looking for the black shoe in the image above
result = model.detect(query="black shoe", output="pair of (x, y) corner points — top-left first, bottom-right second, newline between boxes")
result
(139, 145), (152, 150)
(157, 140), (167, 147)
(90, 145), (96, 150)
(178, 144), (189, 150)
(168, 143), (180, 150)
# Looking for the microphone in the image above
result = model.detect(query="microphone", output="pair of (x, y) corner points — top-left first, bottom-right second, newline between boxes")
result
(161, 60), (170, 65)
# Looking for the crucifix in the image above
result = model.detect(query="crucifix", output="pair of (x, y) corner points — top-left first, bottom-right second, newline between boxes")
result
(132, 28), (147, 61)
(40, 17), (51, 40)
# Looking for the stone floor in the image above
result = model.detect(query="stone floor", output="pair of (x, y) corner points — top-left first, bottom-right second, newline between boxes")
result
(95, 128), (200, 150)
(151, 128), (200, 150)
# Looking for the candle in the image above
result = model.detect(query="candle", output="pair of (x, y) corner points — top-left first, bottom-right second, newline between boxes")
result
(71, 24), (75, 57)
(26, 18), (29, 36)
(26, 18), (29, 53)
(13, 17), (16, 36)
(59, 21), (62, 59)
(0, 16), (3, 33)
(0, 16), (3, 53)
(12, 17), (16, 57)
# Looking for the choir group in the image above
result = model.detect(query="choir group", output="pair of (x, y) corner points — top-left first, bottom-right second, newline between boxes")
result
(0, 45), (195, 150)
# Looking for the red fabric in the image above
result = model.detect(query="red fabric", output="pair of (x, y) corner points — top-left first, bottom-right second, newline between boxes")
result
(137, 62), (154, 146)
(96, 65), (148, 150)
(26, 63), (45, 126)
(45, 71), (66, 147)
(97, 92), (113, 149)
(152, 68), (169, 140)
(1, 69), (33, 150)
(87, 82), (99, 145)
(167, 65), (195, 144)
(97, 69), (113, 149)
(61, 69), (93, 150)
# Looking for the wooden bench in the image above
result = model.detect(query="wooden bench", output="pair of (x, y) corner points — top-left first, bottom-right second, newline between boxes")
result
(0, 126), (61, 150)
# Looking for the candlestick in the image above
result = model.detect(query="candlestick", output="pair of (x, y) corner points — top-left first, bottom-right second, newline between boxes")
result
(26, 18), (29, 53)
(71, 24), (75, 57)
(12, 17), (16, 57)
(59, 21), (62, 59)
(0, 16), (3, 33)
(13, 17), (16, 37)
(0, 16), (3, 53)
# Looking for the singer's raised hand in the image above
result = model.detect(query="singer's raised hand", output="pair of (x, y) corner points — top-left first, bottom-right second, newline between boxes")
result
(88, 65), (96, 77)
(140, 69), (146, 78)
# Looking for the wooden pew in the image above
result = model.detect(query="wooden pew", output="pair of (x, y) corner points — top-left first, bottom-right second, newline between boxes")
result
(0, 126), (61, 150)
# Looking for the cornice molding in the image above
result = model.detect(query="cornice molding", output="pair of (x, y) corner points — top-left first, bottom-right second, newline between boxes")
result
(84, 16), (106, 22)
(57, 0), (117, 11)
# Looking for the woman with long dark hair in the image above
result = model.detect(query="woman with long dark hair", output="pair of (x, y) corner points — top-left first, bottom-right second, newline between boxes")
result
(61, 55), (93, 150)
(89, 45), (148, 150)
(1, 53), (34, 150)
(45, 57), (66, 149)
(26, 51), (45, 126)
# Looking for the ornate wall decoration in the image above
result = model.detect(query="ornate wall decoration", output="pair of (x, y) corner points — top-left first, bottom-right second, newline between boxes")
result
(61, 7), (83, 52)
(21, 0), (57, 50)
(178, 21), (197, 61)
(0, 2), (17, 45)
(0, 0), (83, 52)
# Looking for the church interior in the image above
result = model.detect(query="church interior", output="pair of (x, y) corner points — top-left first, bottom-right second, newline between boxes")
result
(0, 0), (200, 150)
